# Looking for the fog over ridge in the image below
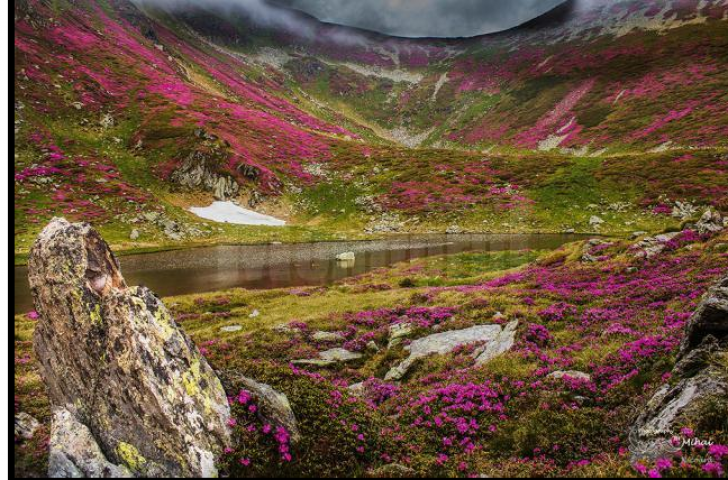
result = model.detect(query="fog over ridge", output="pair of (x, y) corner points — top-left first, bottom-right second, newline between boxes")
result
(133, 0), (569, 38)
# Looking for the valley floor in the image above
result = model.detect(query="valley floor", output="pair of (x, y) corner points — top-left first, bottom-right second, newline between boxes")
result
(15, 227), (728, 477)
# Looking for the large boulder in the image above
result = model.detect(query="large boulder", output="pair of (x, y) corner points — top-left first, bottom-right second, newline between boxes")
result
(29, 218), (231, 477)
(630, 276), (728, 462)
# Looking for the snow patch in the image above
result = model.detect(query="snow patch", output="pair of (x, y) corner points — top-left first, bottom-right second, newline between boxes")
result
(189, 201), (286, 226)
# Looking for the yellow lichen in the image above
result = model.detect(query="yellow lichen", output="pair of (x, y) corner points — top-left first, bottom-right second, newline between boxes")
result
(88, 303), (103, 324)
(181, 358), (202, 396)
(116, 442), (147, 472)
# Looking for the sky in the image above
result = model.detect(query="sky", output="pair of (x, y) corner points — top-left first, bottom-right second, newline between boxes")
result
(274, 0), (568, 38)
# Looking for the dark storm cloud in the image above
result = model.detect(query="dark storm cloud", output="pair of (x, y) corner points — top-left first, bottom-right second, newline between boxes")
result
(274, 0), (568, 38)
(135, 0), (569, 39)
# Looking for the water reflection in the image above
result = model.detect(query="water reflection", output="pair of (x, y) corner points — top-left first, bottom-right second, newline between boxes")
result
(14, 234), (583, 313)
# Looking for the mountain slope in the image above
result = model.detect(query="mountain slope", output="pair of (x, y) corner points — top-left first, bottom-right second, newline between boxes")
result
(13, 0), (728, 256)
(160, 0), (728, 151)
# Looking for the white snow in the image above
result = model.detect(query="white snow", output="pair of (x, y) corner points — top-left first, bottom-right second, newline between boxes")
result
(189, 201), (286, 226)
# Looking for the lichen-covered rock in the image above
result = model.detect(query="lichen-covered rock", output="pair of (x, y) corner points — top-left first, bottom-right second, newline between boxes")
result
(385, 323), (517, 381)
(630, 275), (728, 462)
(29, 218), (231, 478)
(48, 406), (133, 478)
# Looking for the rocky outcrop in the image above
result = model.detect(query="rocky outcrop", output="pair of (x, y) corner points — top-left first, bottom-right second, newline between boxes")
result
(630, 276), (728, 462)
(475, 321), (519, 365)
(171, 149), (239, 201)
(385, 322), (518, 381)
(29, 218), (231, 477)
(634, 232), (680, 259)
(694, 209), (725, 235)
(679, 276), (728, 356)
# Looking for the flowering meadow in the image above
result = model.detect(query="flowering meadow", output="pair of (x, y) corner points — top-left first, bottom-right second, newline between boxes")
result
(13, 0), (728, 476)
(15, 227), (728, 477)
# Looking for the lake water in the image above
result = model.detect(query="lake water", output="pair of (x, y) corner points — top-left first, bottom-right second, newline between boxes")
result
(14, 234), (584, 314)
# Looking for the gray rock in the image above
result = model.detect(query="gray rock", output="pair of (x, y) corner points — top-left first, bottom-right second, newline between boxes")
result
(48, 406), (133, 478)
(99, 113), (114, 129)
(364, 212), (404, 233)
(129, 229), (139, 241)
(292, 348), (363, 366)
(312, 331), (346, 343)
(385, 323), (517, 381)
(446, 225), (463, 235)
(630, 275), (728, 462)
(229, 376), (301, 444)
(336, 251), (356, 262)
(629, 364), (727, 462)
(547, 370), (592, 381)
(171, 150), (239, 201)
(220, 325), (243, 333)
(589, 216), (604, 227)
(634, 232), (680, 259)
(29, 218), (230, 477)
(475, 321), (519, 365)
(695, 209), (725, 235)
(347, 382), (365, 396)
(14, 412), (40, 440)
(388, 322), (413, 348)
(164, 230), (183, 241)
(671, 202), (697, 220)
(143, 212), (161, 223)
(678, 276), (728, 358)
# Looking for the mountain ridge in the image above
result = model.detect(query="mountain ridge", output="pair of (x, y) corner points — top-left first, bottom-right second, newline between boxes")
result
(13, 0), (728, 254)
